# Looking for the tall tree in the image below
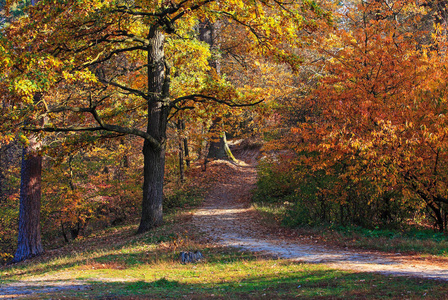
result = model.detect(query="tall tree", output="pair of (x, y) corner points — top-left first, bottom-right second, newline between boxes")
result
(2, 0), (327, 234)
(290, 0), (448, 231)
(1, 0), (46, 262)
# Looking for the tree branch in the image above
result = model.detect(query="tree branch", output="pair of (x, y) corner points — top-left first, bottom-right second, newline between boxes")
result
(171, 94), (264, 108)
(98, 78), (149, 99)
(25, 125), (161, 150)
(80, 46), (147, 68)
(29, 103), (161, 149)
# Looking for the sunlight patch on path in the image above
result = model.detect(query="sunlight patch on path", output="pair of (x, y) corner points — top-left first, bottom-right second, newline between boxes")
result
(0, 280), (89, 297)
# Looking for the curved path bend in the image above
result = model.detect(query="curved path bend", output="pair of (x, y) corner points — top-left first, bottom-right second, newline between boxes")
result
(193, 156), (448, 281)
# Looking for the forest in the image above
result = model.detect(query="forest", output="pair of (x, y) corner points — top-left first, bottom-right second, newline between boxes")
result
(1, 0), (448, 271)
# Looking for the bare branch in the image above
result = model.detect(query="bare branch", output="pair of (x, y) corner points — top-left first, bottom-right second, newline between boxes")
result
(81, 46), (147, 68)
(98, 78), (149, 99)
(171, 94), (264, 108)
(25, 124), (161, 150)
(48, 106), (93, 113)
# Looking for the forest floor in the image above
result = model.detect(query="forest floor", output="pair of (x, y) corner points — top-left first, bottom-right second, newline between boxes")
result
(1, 146), (448, 298)
(193, 148), (448, 281)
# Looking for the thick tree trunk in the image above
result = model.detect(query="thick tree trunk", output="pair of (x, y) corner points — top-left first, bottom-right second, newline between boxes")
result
(13, 138), (44, 262)
(137, 27), (169, 233)
(139, 140), (165, 233)
(207, 131), (235, 161)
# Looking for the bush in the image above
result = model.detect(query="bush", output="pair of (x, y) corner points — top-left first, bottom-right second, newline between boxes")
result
(253, 153), (420, 231)
(0, 195), (18, 263)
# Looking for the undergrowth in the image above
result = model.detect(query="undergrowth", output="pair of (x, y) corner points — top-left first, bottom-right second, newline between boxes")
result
(254, 201), (448, 256)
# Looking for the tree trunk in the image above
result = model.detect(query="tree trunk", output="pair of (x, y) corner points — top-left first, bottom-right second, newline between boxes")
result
(137, 27), (169, 233)
(177, 120), (185, 182)
(432, 205), (445, 232)
(0, 146), (4, 199)
(179, 119), (190, 168)
(13, 137), (44, 262)
(183, 136), (190, 168)
(199, 20), (220, 73)
(199, 21), (236, 162)
(207, 131), (235, 161)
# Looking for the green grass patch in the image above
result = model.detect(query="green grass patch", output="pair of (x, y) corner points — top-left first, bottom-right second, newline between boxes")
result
(331, 225), (448, 255)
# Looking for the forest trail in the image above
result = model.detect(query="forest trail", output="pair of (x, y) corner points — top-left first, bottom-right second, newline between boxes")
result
(193, 150), (448, 281)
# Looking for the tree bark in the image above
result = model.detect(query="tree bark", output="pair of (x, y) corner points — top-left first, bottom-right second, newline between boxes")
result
(13, 136), (44, 262)
(137, 27), (169, 233)
(178, 119), (190, 168)
(177, 120), (185, 182)
(0, 146), (4, 199)
(199, 20), (220, 73)
(207, 131), (235, 161)
(183, 136), (190, 168)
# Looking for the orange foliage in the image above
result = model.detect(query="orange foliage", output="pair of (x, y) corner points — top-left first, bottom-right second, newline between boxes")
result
(283, 0), (448, 230)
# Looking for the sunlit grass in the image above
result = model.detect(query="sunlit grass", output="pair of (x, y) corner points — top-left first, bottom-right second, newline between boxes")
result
(1, 218), (447, 299)
(1, 187), (448, 299)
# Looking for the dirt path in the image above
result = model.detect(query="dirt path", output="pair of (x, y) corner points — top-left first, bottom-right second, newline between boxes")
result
(0, 280), (90, 298)
(193, 154), (448, 281)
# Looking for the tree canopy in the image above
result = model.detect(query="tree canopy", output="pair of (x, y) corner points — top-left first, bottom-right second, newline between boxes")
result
(0, 0), (329, 236)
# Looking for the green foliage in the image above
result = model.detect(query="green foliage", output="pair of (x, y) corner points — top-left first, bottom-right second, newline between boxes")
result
(253, 158), (296, 204)
(332, 225), (445, 241)
(330, 225), (448, 255)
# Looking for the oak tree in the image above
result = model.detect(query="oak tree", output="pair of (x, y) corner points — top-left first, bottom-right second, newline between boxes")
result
(1, 0), (326, 235)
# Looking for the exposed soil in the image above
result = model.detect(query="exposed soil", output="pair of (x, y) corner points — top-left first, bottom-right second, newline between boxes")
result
(193, 149), (448, 281)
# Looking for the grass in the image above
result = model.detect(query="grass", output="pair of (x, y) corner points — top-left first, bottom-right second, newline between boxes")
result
(1, 213), (448, 299)
(253, 202), (448, 257)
